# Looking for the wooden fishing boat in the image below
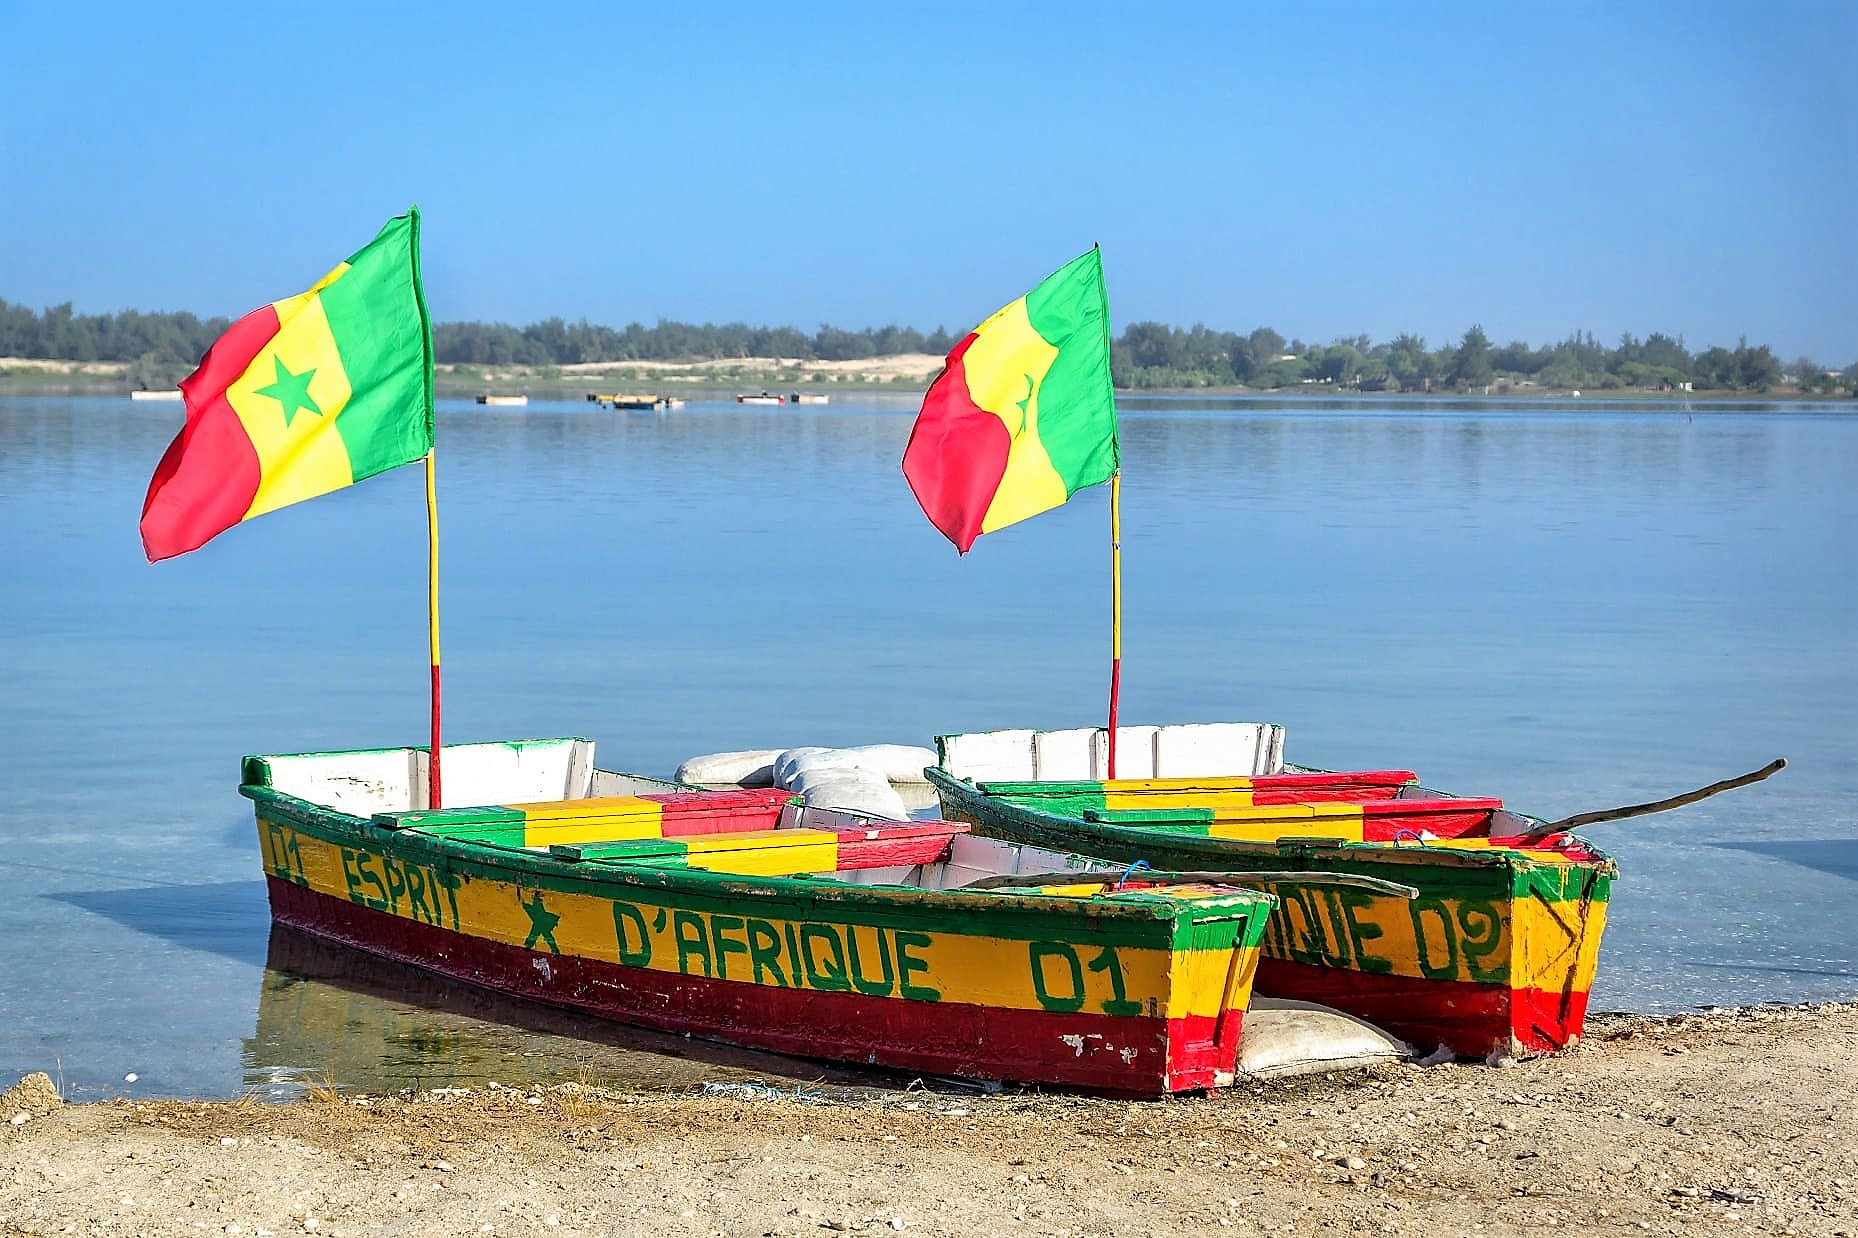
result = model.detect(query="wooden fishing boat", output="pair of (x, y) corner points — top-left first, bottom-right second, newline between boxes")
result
(925, 723), (1618, 1060)
(736, 392), (784, 405)
(236, 735), (1400, 1095)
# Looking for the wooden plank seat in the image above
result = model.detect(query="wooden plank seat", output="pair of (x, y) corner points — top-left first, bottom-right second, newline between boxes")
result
(371, 787), (797, 847)
(1083, 796), (1508, 843)
(549, 820), (973, 878)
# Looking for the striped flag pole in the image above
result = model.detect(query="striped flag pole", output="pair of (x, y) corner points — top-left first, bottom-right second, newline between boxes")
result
(1108, 469), (1123, 779)
(426, 450), (443, 809)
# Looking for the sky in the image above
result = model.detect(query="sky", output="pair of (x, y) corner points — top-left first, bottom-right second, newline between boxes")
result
(2, 0), (1854, 362)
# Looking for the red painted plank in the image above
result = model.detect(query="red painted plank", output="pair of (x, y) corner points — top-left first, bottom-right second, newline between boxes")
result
(833, 834), (957, 869)
(1248, 770), (1417, 803)
(1358, 797), (1504, 840)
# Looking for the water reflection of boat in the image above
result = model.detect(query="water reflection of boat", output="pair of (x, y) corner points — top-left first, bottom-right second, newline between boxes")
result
(247, 923), (882, 1096)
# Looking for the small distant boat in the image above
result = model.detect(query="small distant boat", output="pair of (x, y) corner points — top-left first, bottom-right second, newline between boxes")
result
(231, 735), (1415, 1094)
(736, 392), (784, 406)
(790, 392), (830, 405)
(476, 395), (528, 407)
(129, 389), (183, 401)
(607, 394), (676, 411)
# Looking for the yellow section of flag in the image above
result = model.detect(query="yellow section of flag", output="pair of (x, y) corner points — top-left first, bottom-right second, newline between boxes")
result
(960, 298), (1067, 534)
(229, 292), (356, 520)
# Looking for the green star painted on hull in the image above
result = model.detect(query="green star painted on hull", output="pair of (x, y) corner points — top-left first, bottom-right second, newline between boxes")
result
(256, 355), (323, 426)
(521, 890), (561, 953)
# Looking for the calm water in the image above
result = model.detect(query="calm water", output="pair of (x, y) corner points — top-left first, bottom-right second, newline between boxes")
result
(1, 393), (1854, 1099)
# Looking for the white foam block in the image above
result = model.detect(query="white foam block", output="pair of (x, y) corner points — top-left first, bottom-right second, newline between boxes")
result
(1091, 726), (1158, 779)
(1153, 723), (1286, 778)
(937, 729), (1036, 780)
(1032, 728), (1095, 780)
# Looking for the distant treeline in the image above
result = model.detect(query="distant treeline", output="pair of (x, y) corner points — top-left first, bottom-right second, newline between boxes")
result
(2, 297), (1850, 394)
(1110, 324), (1852, 394)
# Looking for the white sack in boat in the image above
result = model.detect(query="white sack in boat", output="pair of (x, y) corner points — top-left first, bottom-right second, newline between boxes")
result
(787, 766), (911, 819)
(773, 747), (851, 785)
(837, 744), (938, 785)
(674, 749), (782, 787)
(1237, 998), (1413, 1079)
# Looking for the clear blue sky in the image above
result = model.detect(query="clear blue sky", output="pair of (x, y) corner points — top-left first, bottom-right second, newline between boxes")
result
(3, 0), (1854, 362)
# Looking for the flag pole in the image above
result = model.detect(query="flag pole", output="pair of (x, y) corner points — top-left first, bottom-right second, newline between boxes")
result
(426, 449), (443, 809)
(1107, 469), (1123, 779)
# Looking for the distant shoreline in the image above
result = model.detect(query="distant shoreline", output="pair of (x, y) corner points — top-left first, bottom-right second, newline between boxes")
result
(1, 355), (1851, 403)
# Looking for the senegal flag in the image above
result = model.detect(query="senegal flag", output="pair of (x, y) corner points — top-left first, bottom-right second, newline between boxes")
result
(902, 248), (1119, 553)
(140, 210), (434, 562)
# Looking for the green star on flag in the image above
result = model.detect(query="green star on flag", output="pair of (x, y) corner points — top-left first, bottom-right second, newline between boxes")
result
(255, 355), (323, 425)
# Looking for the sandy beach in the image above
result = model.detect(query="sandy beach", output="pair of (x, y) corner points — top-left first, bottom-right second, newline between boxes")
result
(4, 1001), (1854, 1237)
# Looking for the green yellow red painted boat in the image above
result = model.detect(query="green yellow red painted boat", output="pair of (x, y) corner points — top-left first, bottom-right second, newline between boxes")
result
(924, 723), (1619, 1060)
(238, 735), (1410, 1095)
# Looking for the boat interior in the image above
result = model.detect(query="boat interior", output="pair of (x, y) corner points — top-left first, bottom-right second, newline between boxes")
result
(247, 738), (1259, 899)
(974, 772), (1605, 859)
(936, 725), (1601, 861)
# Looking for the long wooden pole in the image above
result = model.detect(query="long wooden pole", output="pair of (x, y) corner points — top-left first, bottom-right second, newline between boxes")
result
(1522, 757), (1785, 838)
(426, 450), (443, 809)
(1107, 470), (1123, 779)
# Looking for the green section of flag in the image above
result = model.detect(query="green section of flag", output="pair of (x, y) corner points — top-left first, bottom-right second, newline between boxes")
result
(321, 210), (435, 481)
(1025, 247), (1119, 491)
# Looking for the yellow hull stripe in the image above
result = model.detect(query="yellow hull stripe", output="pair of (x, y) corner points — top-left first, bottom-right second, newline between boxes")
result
(258, 817), (1251, 1020)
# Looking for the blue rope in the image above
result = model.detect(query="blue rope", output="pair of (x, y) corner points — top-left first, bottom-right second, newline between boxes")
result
(1115, 859), (1153, 890)
(1393, 828), (1428, 848)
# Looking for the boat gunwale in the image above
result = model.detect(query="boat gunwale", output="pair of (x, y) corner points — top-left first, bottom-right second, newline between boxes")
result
(923, 766), (1619, 879)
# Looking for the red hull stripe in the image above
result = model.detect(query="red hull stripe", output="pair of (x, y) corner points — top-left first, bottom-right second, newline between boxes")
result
(900, 333), (1010, 554)
(1256, 957), (1591, 1058)
(266, 877), (1241, 1095)
(139, 305), (280, 561)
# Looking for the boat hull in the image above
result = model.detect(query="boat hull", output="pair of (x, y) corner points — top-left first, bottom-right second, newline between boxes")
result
(249, 787), (1272, 1095)
(926, 767), (1613, 1059)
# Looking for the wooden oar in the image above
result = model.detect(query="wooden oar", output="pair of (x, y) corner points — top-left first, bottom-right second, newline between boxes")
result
(961, 870), (1418, 898)
(1521, 758), (1786, 839)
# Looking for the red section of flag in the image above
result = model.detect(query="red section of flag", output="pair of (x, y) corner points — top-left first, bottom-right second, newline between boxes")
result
(139, 305), (279, 562)
(900, 334), (1011, 554)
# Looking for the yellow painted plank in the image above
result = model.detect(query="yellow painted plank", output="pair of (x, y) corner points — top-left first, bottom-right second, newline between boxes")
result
(506, 795), (662, 820)
(521, 817), (665, 847)
(684, 841), (841, 877)
(1098, 776), (1257, 792)
(681, 827), (839, 854)
(1103, 788), (1256, 811)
